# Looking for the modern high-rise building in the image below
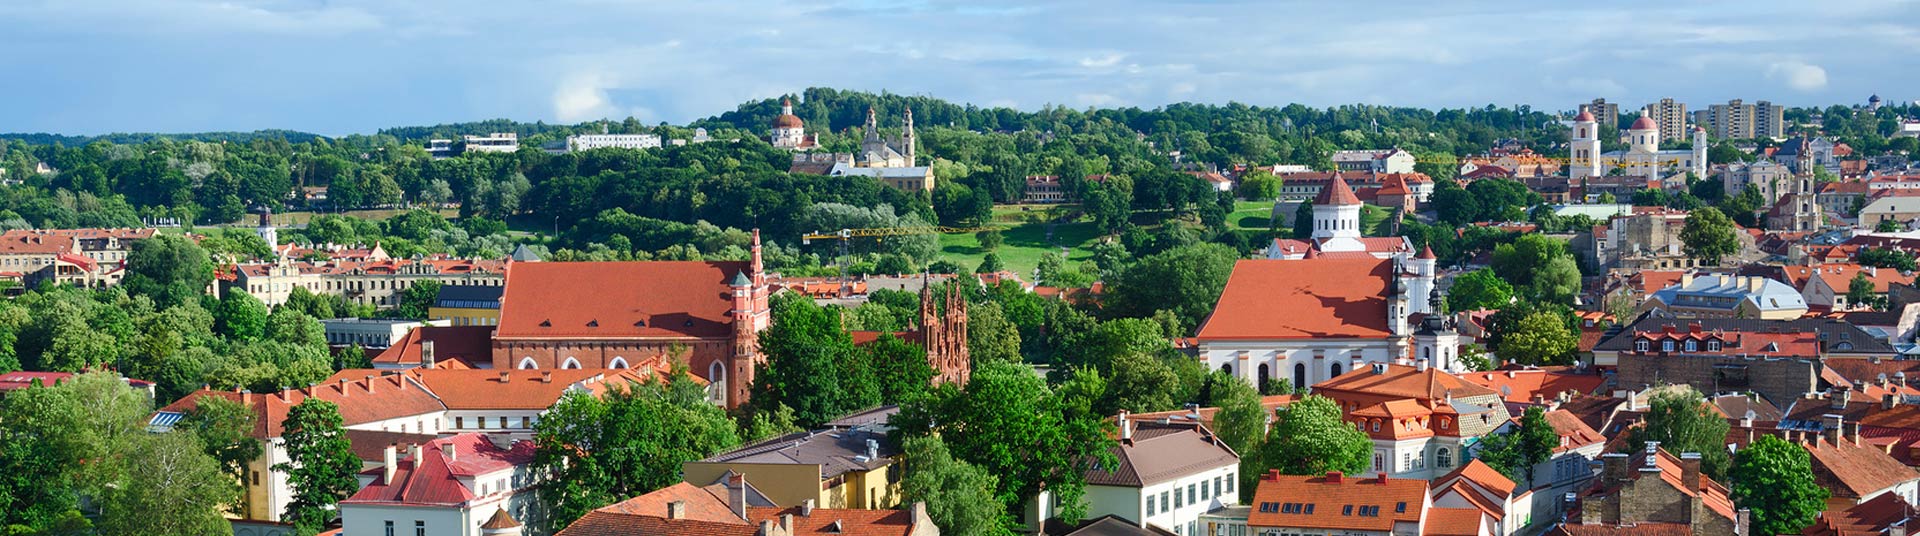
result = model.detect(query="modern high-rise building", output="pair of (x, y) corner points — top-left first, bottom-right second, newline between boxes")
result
(1753, 100), (1787, 139)
(1705, 99), (1755, 139)
(1641, 98), (1689, 143)
(1580, 98), (1620, 129)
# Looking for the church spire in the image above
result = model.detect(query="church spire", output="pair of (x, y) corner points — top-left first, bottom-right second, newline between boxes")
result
(863, 106), (880, 143)
(903, 107), (917, 166)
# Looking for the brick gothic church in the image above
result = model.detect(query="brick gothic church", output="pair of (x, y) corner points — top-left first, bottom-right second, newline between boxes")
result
(851, 277), (971, 386)
(490, 232), (773, 407)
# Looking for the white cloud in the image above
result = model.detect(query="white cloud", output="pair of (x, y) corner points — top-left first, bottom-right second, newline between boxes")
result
(1767, 60), (1829, 92)
(1079, 53), (1125, 68)
(553, 72), (616, 123)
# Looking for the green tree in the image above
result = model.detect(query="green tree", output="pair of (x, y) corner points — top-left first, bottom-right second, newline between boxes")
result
(396, 280), (442, 320)
(1626, 387), (1731, 478)
(864, 333), (934, 404)
(977, 229), (1004, 251)
(122, 234), (215, 308)
(1261, 395), (1370, 476)
(1102, 243), (1239, 332)
(751, 294), (869, 428)
(899, 436), (1014, 536)
(1103, 352), (1180, 413)
(967, 301), (1023, 366)
(274, 398), (360, 533)
(265, 308), (327, 348)
(1847, 273), (1883, 311)
(1497, 311), (1577, 366)
(215, 291), (269, 342)
(1490, 234), (1569, 290)
(1877, 218), (1905, 232)
(1236, 172), (1281, 201)
(976, 252), (1005, 274)
(1203, 372), (1269, 500)
(1856, 248), (1918, 271)
(1447, 269), (1515, 311)
(533, 372), (739, 531)
(1292, 202), (1314, 239)
(181, 396), (263, 513)
(1680, 207), (1740, 266)
(892, 361), (1115, 524)
(1475, 407), (1558, 487)
(1730, 434), (1827, 536)
(98, 431), (241, 536)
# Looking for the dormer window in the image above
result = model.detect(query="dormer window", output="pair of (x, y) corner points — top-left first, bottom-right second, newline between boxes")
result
(1684, 340), (1697, 352)
(1707, 340), (1721, 352)
(1661, 340), (1675, 352)
(1635, 340), (1650, 352)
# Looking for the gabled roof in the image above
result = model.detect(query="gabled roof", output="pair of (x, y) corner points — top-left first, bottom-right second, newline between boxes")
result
(1593, 318), (1893, 354)
(1315, 175), (1362, 206)
(496, 261), (750, 339)
(1084, 420), (1240, 487)
(1247, 471), (1428, 532)
(1541, 409), (1607, 453)
(1459, 367), (1607, 405)
(370, 326), (495, 368)
(1802, 491), (1920, 536)
(695, 427), (896, 481)
(556, 477), (926, 536)
(1805, 437), (1920, 500)
(385, 366), (690, 411)
(345, 433), (535, 507)
(1314, 364), (1499, 402)
(1422, 507), (1485, 536)
(1197, 258), (1394, 341)
(156, 375), (446, 439)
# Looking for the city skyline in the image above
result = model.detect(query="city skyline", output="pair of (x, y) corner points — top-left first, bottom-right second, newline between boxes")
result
(2, 0), (1916, 136)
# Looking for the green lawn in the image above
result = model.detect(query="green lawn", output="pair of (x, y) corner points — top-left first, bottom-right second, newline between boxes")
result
(1230, 200), (1278, 231)
(938, 221), (1103, 277)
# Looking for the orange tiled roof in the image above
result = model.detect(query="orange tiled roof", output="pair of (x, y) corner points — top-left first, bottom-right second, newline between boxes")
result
(1315, 364), (1499, 401)
(1246, 471), (1428, 532)
(1197, 258), (1394, 341)
(157, 375), (445, 440)
(1422, 507), (1484, 536)
(1460, 368), (1607, 405)
(1805, 437), (1920, 500)
(496, 261), (751, 340)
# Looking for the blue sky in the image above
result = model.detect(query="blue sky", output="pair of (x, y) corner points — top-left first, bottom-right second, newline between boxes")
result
(3, 0), (1917, 136)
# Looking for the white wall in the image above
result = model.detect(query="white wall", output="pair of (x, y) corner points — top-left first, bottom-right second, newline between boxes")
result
(1101, 464), (1239, 535)
(1201, 340), (1397, 392)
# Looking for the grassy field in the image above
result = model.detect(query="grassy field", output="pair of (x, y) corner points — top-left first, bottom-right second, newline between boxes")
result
(937, 221), (1104, 277)
(1229, 200), (1278, 231)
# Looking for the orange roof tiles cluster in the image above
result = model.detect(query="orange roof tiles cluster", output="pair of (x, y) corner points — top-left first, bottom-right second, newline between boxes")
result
(496, 261), (751, 339)
(1246, 470), (1428, 532)
(1197, 258), (1394, 341)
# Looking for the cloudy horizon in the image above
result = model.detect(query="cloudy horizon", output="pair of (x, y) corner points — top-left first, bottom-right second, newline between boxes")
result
(3, 0), (1917, 136)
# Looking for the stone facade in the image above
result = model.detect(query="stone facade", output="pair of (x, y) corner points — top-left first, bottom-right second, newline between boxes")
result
(1615, 352), (1819, 408)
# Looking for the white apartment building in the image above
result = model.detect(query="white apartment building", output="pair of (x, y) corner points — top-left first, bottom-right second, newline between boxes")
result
(1078, 417), (1241, 536)
(566, 133), (662, 152)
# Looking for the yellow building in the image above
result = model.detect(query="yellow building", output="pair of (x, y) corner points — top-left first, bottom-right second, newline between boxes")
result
(427, 284), (503, 327)
(682, 423), (900, 510)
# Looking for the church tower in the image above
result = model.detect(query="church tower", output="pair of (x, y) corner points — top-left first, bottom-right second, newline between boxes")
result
(1405, 245), (1438, 315)
(862, 107), (880, 144)
(1570, 110), (1602, 179)
(902, 107), (917, 166)
(1312, 175), (1365, 252)
(1412, 286), (1461, 372)
(770, 98), (807, 149)
(1690, 126), (1708, 178)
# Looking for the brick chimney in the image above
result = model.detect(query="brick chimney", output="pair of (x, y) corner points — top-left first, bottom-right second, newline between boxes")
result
(1679, 452), (1702, 491)
(728, 473), (748, 519)
(1325, 471), (1344, 483)
(1375, 472), (1389, 484)
(666, 500), (687, 519)
(1601, 452), (1630, 486)
(1830, 386), (1852, 409)
(1822, 414), (1845, 444)
(499, 371), (511, 383)
(363, 375), (375, 393)
(1887, 394), (1901, 410)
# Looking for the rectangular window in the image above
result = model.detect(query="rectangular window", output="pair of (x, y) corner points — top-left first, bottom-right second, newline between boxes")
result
(1175, 489), (1184, 508)
(456, 417), (465, 429)
(1188, 484), (1196, 505)
(1225, 475), (1234, 494)
(1201, 480), (1210, 499)
(1396, 502), (1407, 513)
(384, 521), (394, 536)
(1162, 491), (1171, 511)
(415, 521), (425, 536)
(1147, 494), (1156, 516)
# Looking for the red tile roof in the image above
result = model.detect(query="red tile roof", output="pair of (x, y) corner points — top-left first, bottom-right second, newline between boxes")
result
(1316, 175), (1362, 206)
(1246, 471), (1428, 532)
(156, 375), (446, 439)
(1197, 258), (1394, 341)
(371, 326), (495, 368)
(1803, 491), (1920, 536)
(556, 479), (927, 536)
(1315, 364), (1499, 401)
(346, 433), (535, 507)
(1805, 437), (1920, 500)
(496, 261), (750, 339)
(1460, 368), (1607, 405)
(1422, 507), (1484, 536)
(380, 366), (691, 411)
(1543, 409), (1607, 453)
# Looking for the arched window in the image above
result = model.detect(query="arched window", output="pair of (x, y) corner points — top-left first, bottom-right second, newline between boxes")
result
(561, 357), (582, 369)
(1258, 364), (1270, 391)
(708, 361), (728, 405)
(1293, 363), (1308, 391)
(516, 357), (539, 370)
(1437, 448), (1453, 469)
(1221, 363), (1233, 375)
(1422, 346), (1431, 360)
(1330, 363), (1343, 378)
(1374, 452), (1385, 472)
(607, 357), (630, 369)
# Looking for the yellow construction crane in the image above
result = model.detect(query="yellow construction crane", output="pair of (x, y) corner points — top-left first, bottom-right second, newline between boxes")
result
(801, 225), (1003, 244)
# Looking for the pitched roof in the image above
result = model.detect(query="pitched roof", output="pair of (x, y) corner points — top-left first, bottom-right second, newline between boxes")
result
(344, 433), (535, 507)
(1593, 318), (1893, 354)
(1802, 491), (1920, 536)
(1246, 471), (1428, 532)
(392, 366), (688, 411)
(1315, 175), (1362, 206)
(496, 261), (750, 339)
(556, 478), (924, 536)
(695, 427), (896, 481)
(370, 326), (495, 368)
(1436, 459), (1517, 499)
(1459, 367), (1607, 405)
(1542, 409), (1607, 453)
(1084, 420), (1240, 487)
(1805, 437), (1920, 500)
(1197, 258), (1394, 341)
(1043, 514), (1179, 536)
(155, 375), (446, 439)
(1422, 507), (1485, 536)
(1314, 363), (1499, 401)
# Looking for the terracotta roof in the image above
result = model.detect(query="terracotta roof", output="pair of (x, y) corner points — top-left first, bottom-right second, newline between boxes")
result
(1315, 175), (1362, 206)
(1246, 471), (1428, 532)
(1542, 409), (1607, 453)
(393, 366), (689, 411)
(1574, 110), (1596, 122)
(344, 433), (535, 507)
(1085, 420), (1240, 487)
(1805, 437), (1920, 500)
(1315, 364), (1499, 401)
(1630, 116), (1658, 130)
(481, 508), (523, 530)
(1422, 507), (1484, 536)
(343, 429), (439, 462)
(156, 375), (446, 439)
(496, 261), (751, 339)
(1197, 258), (1394, 341)
(556, 479), (924, 536)
(370, 326), (495, 368)
(1802, 491), (1920, 536)
(0, 232), (75, 255)
(1437, 459), (1517, 499)
(1460, 368), (1607, 405)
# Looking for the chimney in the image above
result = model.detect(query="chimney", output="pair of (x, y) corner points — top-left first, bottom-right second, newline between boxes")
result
(1325, 471), (1344, 484)
(364, 375), (375, 393)
(1416, 358), (1430, 372)
(1898, 371), (1909, 390)
(1737, 509), (1752, 536)
(1679, 452), (1702, 491)
(1831, 387), (1852, 409)
(1119, 410), (1132, 443)
(1602, 453), (1630, 485)
(410, 443), (423, 466)
(1887, 394), (1901, 410)
(382, 445), (398, 485)
(1681, 271), (1696, 288)
(422, 340), (436, 368)
(542, 371), (553, 383)
(866, 439), (879, 460)
(442, 442), (456, 463)
(1822, 414), (1845, 444)
(1350, 355), (1365, 372)
(1748, 276), (1765, 293)
(338, 378), (349, 394)
(666, 500), (687, 519)
(728, 473), (748, 519)
(1375, 472), (1389, 484)
(499, 371), (511, 383)
(910, 502), (929, 528)
(801, 499), (815, 517)
(780, 514), (794, 533)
